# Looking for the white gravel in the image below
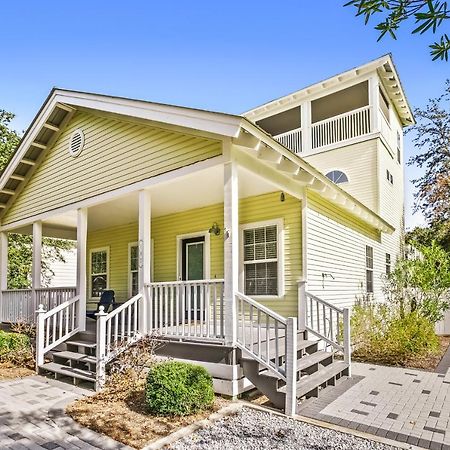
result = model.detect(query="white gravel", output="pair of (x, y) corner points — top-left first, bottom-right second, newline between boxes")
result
(169, 407), (399, 450)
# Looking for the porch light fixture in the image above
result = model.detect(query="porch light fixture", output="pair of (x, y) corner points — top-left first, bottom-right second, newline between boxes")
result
(208, 222), (220, 236)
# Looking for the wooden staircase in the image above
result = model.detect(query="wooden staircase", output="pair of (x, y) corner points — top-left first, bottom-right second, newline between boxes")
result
(240, 331), (349, 410)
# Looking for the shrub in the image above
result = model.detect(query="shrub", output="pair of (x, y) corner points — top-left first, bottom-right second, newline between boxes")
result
(145, 361), (214, 416)
(351, 303), (440, 365)
(0, 330), (31, 365)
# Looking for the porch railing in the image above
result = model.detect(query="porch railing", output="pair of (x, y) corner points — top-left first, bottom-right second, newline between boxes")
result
(274, 127), (302, 154)
(35, 295), (80, 368)
(96, 292), (142, 389)
(0, 289), (33, 323)
(298, 282), (351, 370)
(0, 286), (77, 324)
(311, 105), (371, 150)
(147, 279), (225, 341)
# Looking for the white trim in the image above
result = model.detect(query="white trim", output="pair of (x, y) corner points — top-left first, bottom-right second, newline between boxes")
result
(239, 218), (285, 300)
(128, 241), (139, 298)
(68, 129), (85, 157)
(88, 246), (110, 300)
(176, 231), (211, 281)
(325, 169), (350, 185)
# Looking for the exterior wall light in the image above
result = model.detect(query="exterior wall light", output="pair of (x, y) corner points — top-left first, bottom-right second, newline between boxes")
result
(208, 222), (221, 236)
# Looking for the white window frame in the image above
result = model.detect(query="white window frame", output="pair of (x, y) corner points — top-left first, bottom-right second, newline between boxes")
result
(128, 240), (154, 297)
(325, 169), (349, 185)
(239, 218), (284, 299)
(89, 246), (110, 300)
(365, 245), (374, 294)
(176, 231), (210, 281)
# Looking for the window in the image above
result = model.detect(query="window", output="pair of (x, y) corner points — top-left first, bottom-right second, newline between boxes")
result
(379, 88), (390, 123)
(365, 245), (374, 293)
(242, 221), (282, 297)
(129, 242), (139, 297)
(90, 247), (109, 298)
(386, 253), (391, 275)
(326, 170), (349, 184)
(386, 169), (393, 184)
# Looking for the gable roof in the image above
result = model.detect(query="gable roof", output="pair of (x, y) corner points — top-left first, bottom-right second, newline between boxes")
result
(243, 54), (414, 126)
(0, 88), (394, 234)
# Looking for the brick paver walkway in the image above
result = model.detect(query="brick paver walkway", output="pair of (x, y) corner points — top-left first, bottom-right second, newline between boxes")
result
(0, 375), (130, 449)
(298, 362), (450, 450)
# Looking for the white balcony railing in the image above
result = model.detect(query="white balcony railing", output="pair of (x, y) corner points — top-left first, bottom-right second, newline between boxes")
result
(311, 105), (371, 150)
(274, 127), (302, 154)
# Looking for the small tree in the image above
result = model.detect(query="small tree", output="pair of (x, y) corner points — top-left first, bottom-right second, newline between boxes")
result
(384, 241), (450, 322)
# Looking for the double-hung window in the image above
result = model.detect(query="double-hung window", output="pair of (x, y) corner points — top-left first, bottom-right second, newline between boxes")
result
(129, 242), (139, 297)
(242, 221), (282, 297)
(90, 247), (109, 298)
(386, 253), (391, 275)
(365, 245), (374, 293)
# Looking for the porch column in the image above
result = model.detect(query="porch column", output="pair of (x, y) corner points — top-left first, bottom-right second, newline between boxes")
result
(301, 101), (312, 153)
(32, 221), (42, 312)
(223, 161), (239, 346)
(0, 232), (8, 321)
(138, 190), (151, 335)
(368, 76), (380, 133)
(77, 208), (88, 331)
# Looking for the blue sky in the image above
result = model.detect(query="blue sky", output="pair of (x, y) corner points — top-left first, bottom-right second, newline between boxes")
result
(0, 1), (448, 228)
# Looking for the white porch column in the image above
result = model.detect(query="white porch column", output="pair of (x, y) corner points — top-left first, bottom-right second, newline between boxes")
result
(77, 208), (88, 331)
(223, 161), (239, 346)
(138, 190), (151, 335)
(32, 221), (42, 312)
(368, 75), (380, 133)
(301, 101), (312, 153)
(0, 232), (8, 321)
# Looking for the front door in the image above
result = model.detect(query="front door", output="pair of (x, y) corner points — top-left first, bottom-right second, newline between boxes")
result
(181, 236), (205, 320)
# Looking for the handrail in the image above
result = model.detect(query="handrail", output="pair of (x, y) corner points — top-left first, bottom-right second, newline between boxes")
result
(235, 291), (287, 325)
(304, 291), (344, 314)
(147, 278), (225, 286)
(42, 295), (80, 319)
(105, 292), (142, 318)
(2, 288), (32, 292)
(35, 286), (77, 291)
(311, 105), (371, 127)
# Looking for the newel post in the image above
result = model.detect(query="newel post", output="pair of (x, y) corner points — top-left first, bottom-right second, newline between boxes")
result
(343, 307), (352, 377)
(285, 317), (298, 417)
(298, 280), (307, 332)
(35, 304), (46, 370)
(96, 306), (107, 391)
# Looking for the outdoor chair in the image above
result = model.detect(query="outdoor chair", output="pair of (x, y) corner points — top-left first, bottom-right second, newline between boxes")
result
(86, 290), (116, 319)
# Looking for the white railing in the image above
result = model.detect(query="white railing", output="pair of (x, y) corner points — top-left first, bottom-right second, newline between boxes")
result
(298, 282), (351, 370)
(147, 279), (225, 341)
(236, 291), (298, 416)
(311, 105), (371, 149)
(35, 287), (77, 311)
(274, 127), (302, 154)
(96, 292), (142, 389)
(0, 289), (33, 323)
(35, 295), (80, 368)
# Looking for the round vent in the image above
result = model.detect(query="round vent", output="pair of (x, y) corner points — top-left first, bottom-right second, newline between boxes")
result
(69, 129), (85, 157)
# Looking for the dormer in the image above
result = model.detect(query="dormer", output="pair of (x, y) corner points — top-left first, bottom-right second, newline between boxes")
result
(243, 55), (414, 158)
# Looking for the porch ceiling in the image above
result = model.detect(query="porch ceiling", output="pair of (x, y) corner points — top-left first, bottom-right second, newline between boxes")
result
(14, 164), (278, 235)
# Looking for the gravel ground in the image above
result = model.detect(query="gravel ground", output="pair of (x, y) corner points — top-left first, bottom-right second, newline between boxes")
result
(169, 407), (399, 450)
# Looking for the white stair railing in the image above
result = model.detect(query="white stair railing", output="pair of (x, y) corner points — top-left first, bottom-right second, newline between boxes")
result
(298, 282), (351, 372)
(96, 292), (142, 389)
(236, 291), (297, 416)
(147, 279), (225, 341)
(35, 295), (80, 369)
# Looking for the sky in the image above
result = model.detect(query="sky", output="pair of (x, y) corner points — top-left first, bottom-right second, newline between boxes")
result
(0, 1), (448, 229)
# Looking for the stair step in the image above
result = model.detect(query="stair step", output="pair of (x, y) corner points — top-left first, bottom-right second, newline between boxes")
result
(40, 362), (96, 382)
(66, 340), (97, 349)
(297, 350), (333, 371)
(53, 351), (96, 364)
(279, 361), (348, 398)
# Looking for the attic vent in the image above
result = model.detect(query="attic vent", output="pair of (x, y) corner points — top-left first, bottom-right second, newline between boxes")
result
(69, 129), (85, 157)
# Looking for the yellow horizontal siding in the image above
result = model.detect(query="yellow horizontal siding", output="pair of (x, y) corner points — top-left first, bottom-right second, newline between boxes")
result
(86, 192), (302, 316)
(4, 111), (222, 224)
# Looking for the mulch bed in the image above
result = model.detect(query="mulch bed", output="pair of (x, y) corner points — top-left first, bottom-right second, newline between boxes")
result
(66, 387), (230, 450)
(353, 335), (450, 371)
(0, 362), (34, 380)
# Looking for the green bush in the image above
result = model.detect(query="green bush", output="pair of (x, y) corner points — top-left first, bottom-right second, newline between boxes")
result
(351, 303), (440, 365)
(0, 330), (30, 362)
(145, 361), (214, 416)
